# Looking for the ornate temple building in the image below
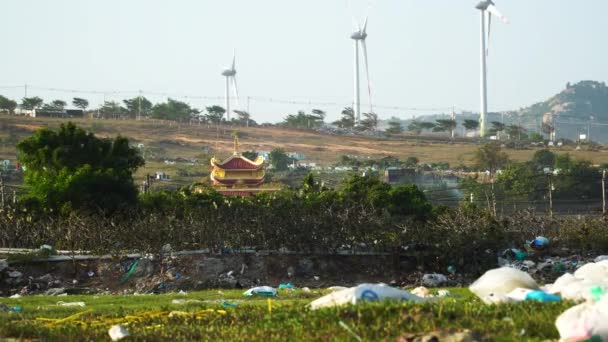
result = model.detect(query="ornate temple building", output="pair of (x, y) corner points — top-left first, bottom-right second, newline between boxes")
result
(209, 136), (267, 196)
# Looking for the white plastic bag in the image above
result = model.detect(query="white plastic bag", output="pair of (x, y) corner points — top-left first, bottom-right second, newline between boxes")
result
(310, 283), (424, 310)
(469, 267), (538, 303)
(422, 274), (448, 287)
(243, 286), (277, 297)
(555, 297), (608, 342)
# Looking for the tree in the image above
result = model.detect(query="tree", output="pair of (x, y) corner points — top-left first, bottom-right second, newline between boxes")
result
(385, 119), (403, 135)
(505, 124), (526, 140)
(359, 112), (378, 131)
(123, 96), (152, 118)
(204, 105), (226, 124)
(21, 96), (44, 110)
(16, 122), (144, 213)
(269, 148), (293, 171)
(42, 99), (67, 111)
(234, 110), (252, 126)
(433, 119), (457, 138)
(332, 107), (355, 129)
(407, 121), (423, 135)
(532, 149), (556, 169)
(473, 144), (509, 173)
(72, 97), (89, 111)
(0, 95), (18, 114)
(242, 151), (258, 160)
(99, 101), (126, 119)
(152, 98), (197, 122)
(489, 121), (506, 139)
(463, 119), (479, 132)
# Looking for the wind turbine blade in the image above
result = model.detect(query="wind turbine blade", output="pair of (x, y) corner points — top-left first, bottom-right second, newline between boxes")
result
(361, 40), (372, 113)
(231, 76), (240, 108)
(231, 51), (236, 70)
(362, 16), (368, 33)
(487, 4), (510, 24)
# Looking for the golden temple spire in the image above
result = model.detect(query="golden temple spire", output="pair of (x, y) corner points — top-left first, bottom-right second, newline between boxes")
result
(232, 131), (241, 155)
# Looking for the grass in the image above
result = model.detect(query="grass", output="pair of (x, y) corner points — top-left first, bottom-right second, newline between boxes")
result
(0, 288), (572, 341)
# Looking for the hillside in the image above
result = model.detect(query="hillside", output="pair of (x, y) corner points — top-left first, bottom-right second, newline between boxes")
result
(2, 114), (608, 187)
(515, 80), (608, 141)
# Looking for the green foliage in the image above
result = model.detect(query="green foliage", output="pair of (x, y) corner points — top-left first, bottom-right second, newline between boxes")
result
(241, 150), (258, 161)
(473, 144), (509, 172)
(505, 124), (525, 140)
(204, 105), (226, 124)
(16, 122), (144, 213)
(407, 121), (436, 135)
(488, 121), (505, 137)
(42, 99), (67, 111)
(20, 96), (43, 110)
(532, 149), (556, 169)
(152, 98), (198, 122)
(385, 118), (403, 136)
(432, 119), (457, 135)
(462, 119), (479, 131)
(123, 96), (152, 117)
(332, 107), (355, 129)
(72, 97), (89, 110)
(0, 95), (18, 113)
(269, 148), (293, 171)
(99, 101), (126, 118)
(359, 112), (378, 131)
(283, 110), (325, 129)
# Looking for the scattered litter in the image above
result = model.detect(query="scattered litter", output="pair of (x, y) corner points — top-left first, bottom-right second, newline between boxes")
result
(87, 271), (95, 278)
(108, 324), (130, 341)
(0, 304), (21, 312)
(310, 283), (424, 310)
(525, 290), (561, 303)
(411, 286), (430, 298)
(555, 297), (608, 342)
(0, 259), (8, 272)
(56, 301), (86, 307)
(422, 273), (448, 287)
(595, 255), (608, 263)
(45, 288), (66, 296)
(313, 276), (320, 281)
(171, 299), (202, 305)
(7, 271), (22, 278)
(470, 267), (538, 304)
(178, 290), (187, 296)
(278, 283), (294, 290)
(9, 294), (22, 299)
(243, 286), (277, 297)
(302, 287), (311, 293)
(338, 321), (362, 342)
(221, 301), (238, 308)
(328, 286), (348, 292)
(529, 236), (550, 251)
(447, 265), (457, 274)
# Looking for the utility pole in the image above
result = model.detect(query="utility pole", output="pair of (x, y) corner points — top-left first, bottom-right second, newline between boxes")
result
(138, 90), (142, 121)
(548, 175), (553, 219)
(24, 84), (28, 98)
(602, 169), (606, 217)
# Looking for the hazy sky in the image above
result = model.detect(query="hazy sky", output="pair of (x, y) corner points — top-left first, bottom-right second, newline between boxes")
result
(1, 0), (607, 123)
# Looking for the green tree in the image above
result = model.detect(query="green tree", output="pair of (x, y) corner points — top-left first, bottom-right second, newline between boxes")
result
(489, 121), (506, 139)
(42, 99), (67, 111)
(234, 110), (252, 126)
(204, 105), (226, 124)
(0, 95), (18, 114)
(359, 112), (378, 131)
(100, 101), (126, 119)
(269, 148), (293, 171)
(332, 107), (355, 129)
(385, 119), (403, 135)
(242, 151), (258, 160)
(408, 121), (436, 134)
(433, 119), (457, 137)
(532, 149), (556, 169)
(152, 98), (197, 122)
(16, 122), (144, 213)
(505, 124), (525, 140)
(123, 96), (152, 118)
(72, 97), (89, 111)
(21, 96), (44, 110)
(463, 119), (480, 132)
(473, 144), (509, 172)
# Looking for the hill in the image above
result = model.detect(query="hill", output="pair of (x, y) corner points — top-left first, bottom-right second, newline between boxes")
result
(2, 114), (608, 187)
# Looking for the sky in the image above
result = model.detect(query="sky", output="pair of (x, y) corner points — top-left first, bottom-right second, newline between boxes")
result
(1, 0), (607, 123)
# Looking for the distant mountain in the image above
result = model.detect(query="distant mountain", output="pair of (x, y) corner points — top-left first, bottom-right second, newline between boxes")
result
(514, 80), (608, 142)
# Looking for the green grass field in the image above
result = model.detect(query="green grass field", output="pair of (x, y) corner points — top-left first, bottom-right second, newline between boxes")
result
(0, 288), (571, 341)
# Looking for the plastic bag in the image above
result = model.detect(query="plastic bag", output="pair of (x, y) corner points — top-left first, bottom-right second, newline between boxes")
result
(243, 286), (277, 297)
(555, 297), (608, 342)
(469, 267), (538, 304)
(310, 283), (424, 310)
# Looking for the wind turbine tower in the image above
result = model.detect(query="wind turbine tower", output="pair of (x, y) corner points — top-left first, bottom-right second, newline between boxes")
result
(475, 1), (509, 137)
(350, 17), (372, 125)
(221, 52), (239, 121)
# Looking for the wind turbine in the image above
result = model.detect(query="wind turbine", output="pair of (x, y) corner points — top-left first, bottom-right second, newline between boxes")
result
(221, 51), (239, 121)
(476, 0), (509, 137)
(350, 17), (372, 125)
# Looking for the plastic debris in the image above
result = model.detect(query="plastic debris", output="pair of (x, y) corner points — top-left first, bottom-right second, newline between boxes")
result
(447, 265), (457, 274)
(56, 301), (86, 307)
(469, 267), (539, 304)
(118, 259), (139, 284)
(328, 286), (348, 292)
(0, 259), (8, 272)
(9, 294), (22, 299)
(530, 236), (550, 251)
(595, 256), (608, 263)
(302, 287), (311, 293)
(7, 271), (22, 278)
(0, 304), (22, 312)
(278, 283), (294, 290)
(555, 297), (608, 342)
(171, 299), (202, 305)
(221, 301), (238, 308)
(422, 274), (448, 287)
(178, 290), (187, 296)
(243, 286), (277, 297)
(310, 283), (424, 310)
(411, 286), (430, 298)
(108, 325), (130, 341)
(87, 271), (95, 277)
(524, 290), (561, 303)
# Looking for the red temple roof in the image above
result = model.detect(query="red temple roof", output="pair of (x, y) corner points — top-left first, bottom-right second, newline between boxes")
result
(211, 154), (264, 170)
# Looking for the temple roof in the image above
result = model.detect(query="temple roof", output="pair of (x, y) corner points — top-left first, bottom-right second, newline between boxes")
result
(211, 154), (264, 170)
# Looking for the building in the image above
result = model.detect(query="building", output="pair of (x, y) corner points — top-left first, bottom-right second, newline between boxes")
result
(209, 137), (267, 196)
(384, 167), (416, 184)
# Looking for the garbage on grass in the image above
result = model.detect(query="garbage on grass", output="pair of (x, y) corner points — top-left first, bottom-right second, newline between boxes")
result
(310, 283), (424, 310)
(529, 236), (550, 251)
(505, 288), (560, 303)
(469, 267), (539, 304)
(171, 299), (203, 305)
(411, 286), (451, 299)
(221, 301), (238, 308)
(0, 304), (22, 312)
(57, 301), (86, 307)
(108, 325), (130, 341)
(422, 274), (448, 287)
(555, 297), (608, 342)
(243, 286), (277, 297)
(278, 283), (295, 290)
(543, 260), (608, 302)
